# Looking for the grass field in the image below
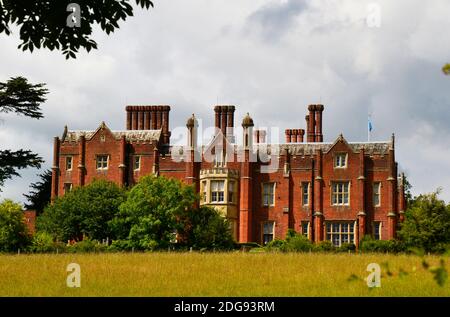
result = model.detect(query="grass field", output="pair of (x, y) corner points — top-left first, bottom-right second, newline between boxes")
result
(0, 252), (448, 296)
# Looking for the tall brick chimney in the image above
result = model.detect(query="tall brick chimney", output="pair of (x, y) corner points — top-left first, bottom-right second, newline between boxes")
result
(285, 129), (292, 143)
(214, 105), (235, 137)
(307, 105), (316, 142)
(297, 129), (305, 143)
(315, 104), (324, 142)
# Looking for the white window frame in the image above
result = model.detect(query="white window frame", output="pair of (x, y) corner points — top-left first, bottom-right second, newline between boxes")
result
(373, 221), (382, 240)
(211, 180), (225, 203)
(65, 156), (73, 171)
(134, 155), (141, 171)
(373, 182), (381, 207)
(96, 155), (109, 170)
(228, 181), (235, 203)
(332, 182), (350, 206)
(302, 182), (309, 206)
(262, 182), (275, 207)
(326, 222), (355, 247)
(301, 221), (310, 238)
(64, 183), (73, 194)
(334, 153), (348, 168)
(201, 181), (207, 203)
(262, 221), (275, 245)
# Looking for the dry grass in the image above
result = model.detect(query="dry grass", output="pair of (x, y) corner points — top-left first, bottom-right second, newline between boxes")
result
(0, 252), (448, 296)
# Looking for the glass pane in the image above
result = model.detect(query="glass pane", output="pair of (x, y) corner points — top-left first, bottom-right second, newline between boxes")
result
(342, 224), (348, 233)
(333, 223), (340, 232)
(343, 235), (348, 243)
(332, 235), (340, 246)
(264, 222), (273, 234)
(218, 181), (224, 191)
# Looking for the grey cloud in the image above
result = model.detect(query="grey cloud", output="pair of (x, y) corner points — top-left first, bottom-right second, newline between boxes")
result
(247, 0), (309, 40)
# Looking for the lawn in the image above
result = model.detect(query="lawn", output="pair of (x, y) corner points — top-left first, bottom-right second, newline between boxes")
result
(0, 252), (448, 296)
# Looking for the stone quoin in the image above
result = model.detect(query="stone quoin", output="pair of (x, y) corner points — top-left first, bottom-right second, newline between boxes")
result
(51, 104), (406, 248)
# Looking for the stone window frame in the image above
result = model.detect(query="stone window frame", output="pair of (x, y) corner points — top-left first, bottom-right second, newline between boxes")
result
(210, 179), (225, 203)
(373, 221), (382, 240)
(201, 181), (208, 203)
(262, 182), (276, 207)
(301, 182), (310, 206)
(262, 221), (275, 245)
(334, 152), (348, 169)
(65, 156), (73, 171)
(63, 183), (73, 194)
(331, 181), (351, 206)
(373, 182), (381, 207)
(96, 154), (109, 170)
(134, 155), (141, 171)
(325, 221), (355, 247)
(228, 180), (235, 203)
(301, 221), (310, 239)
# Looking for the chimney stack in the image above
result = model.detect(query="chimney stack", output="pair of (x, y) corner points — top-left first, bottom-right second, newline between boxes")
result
(290, 129), (297, 143)
(315, 104), (324, 142)
(307, 105), (316, 142)
(125, 105), (171, 143)
(297, 129), (305, 143)
(285, 129), (292, 143)
(214, 105), (235, 137)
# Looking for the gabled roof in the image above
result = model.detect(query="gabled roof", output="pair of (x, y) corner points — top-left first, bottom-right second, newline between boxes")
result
(61, 122), (162, 143)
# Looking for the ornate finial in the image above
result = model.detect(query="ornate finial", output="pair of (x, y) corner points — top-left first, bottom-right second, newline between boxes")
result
(186, 113), (196, 128)
(100, 121), (107, 129)
(242, 113), (254, 127)
(62, 125), (68, 141)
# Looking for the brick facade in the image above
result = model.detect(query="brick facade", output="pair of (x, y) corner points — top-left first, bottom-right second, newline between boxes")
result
(51, 104), (406, 247)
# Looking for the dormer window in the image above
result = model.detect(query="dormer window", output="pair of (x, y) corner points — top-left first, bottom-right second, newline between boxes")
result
(334, 153), (347, 168)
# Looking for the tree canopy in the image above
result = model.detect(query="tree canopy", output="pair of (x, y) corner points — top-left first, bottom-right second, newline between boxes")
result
(0, 77), (47, 190)
(398, 189), (450, 253)
(0, 0), (153, 59)
(0, 199), (30, 251)
(37, 179), (127, 242)
(23, 169), (52, 215)
(111, 175), (197, 250)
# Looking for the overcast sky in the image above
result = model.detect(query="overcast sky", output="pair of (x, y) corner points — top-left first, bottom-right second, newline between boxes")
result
(1, 0), (449, 204)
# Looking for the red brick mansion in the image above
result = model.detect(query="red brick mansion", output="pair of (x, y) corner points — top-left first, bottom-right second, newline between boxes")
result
(51, 104), (406, 247)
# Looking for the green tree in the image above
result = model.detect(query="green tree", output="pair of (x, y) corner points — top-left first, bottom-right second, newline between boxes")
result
(0, 199), (30, 252)
(111, 175), (197, 250)
(23, 169), (52, 215)
(398, 189), (450, 253)
(0, 76), (48, 190)
(181, 206), (235, 250)
(37, 179), (126, 241)
(0, 0), (153, 59)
